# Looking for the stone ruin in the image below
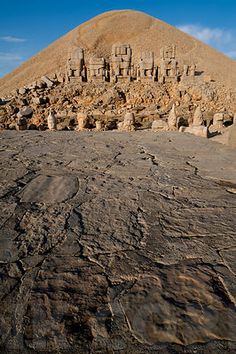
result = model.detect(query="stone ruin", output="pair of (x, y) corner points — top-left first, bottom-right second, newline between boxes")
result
(111, 44), (132, 83)
(179, 106), (208, 138)
(87, 57), (108, 82)
(138, 51), (156, 81)
(66, 44), (197, 84)
(66, 47), (86, 83)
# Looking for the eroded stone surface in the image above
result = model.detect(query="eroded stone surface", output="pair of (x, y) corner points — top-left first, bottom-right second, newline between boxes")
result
(0, 130), (236, 354)
(19, 175), (79, 203)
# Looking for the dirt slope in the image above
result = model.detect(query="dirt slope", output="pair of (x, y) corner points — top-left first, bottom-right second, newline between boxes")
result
(0, 10), (236, 95)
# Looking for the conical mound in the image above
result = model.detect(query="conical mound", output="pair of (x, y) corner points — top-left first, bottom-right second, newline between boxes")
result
(0, 10), (236, 95)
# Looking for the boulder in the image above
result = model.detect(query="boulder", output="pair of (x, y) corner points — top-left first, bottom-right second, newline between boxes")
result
(16, 117), (27, 131)
(32, 97), (45, 105)
(18, 87), (27, 95)
(17, 106), (33, 118)
(41, 76), (54, 88)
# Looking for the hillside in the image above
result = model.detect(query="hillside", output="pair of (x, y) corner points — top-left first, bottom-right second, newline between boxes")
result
(0, 10), (236, 95)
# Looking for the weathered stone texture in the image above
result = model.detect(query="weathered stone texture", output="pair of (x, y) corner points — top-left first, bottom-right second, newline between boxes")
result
(0, 130), (236, 353)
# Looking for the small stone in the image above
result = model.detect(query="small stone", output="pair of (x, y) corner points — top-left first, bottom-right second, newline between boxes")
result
(18, 87), (27, 95)
(17, 106), (33, 118)
(32, 97), (45, 105)
(41, 76), (54, 88)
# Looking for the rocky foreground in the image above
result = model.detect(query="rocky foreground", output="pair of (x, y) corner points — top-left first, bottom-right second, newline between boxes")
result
(0, 130), (236, 353)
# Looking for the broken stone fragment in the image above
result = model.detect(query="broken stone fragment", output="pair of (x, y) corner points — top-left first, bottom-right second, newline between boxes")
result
(179, 125), (208, 138)
(167, 104), (177, 130)
(95, 120), (104, 131)
(18, 87), (27, 95)
(193, 106), (204, 126)
(152, 119), (168, 131)
(209, 112), (225, 133)
(17, 106), (33, 118)
(16, 117), (27, 131)
(41, 76), (54, 88)
(32, 96), (45, 105)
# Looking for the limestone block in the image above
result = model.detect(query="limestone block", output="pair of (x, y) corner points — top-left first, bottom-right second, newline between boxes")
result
(18, 87), (27, 95)
(152, 120), (168, 131)
(17, 106), (33, 118)
(213, 113), (224, 127)
(41, 76), (54, 88)
(179, 125), (208, 138)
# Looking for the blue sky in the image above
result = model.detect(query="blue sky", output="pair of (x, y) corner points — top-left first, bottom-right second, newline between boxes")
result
(0, 0), (235, 77)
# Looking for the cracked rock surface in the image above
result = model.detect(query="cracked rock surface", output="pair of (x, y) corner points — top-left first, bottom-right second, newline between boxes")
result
(0, 130), (236, 354)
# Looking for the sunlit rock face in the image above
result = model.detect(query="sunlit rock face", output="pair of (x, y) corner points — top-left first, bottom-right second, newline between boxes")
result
(0, 130), (236, 353)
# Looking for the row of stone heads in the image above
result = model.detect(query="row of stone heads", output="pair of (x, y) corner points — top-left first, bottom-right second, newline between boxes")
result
(15, 106), (231, 138)
(67, 44), (197, 83)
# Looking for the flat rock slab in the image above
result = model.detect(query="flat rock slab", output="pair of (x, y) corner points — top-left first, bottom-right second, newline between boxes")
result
(19, 175), (78, 203)
(0, 130), (236, 354)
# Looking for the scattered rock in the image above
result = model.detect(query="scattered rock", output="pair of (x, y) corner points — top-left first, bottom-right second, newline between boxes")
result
(17, 106), (33, 118)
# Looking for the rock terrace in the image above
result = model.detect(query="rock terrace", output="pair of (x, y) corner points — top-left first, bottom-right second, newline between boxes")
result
(0, 130), (236, 353)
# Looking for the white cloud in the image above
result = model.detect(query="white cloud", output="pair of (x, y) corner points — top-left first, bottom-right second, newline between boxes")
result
(226, 51), (236, 60)
(0, 35), (27, 43)
(177, 24), (232, 45)
(177, 24), (236, 61)
(0, 52), (24, 76)
(0, 53), (23, 62)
